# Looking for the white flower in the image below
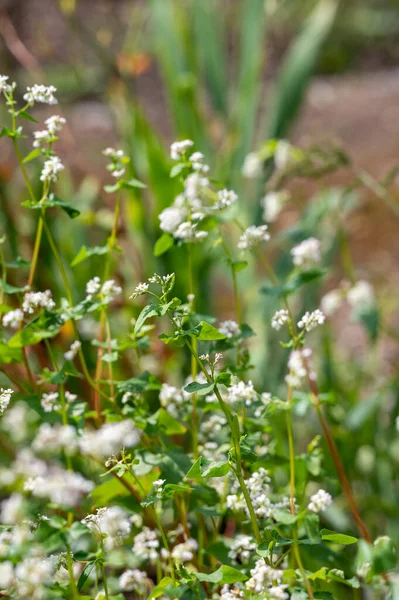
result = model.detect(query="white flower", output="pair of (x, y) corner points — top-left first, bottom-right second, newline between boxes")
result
(242, 152), (262, 178)
(246, 558), (284, 594)
(159, 383), (185, 418)
(22, 290), (55, 314)
(0, 493), (24, 525)
(64, 340), (81, 361)
(24, 467), (94, 506)
(32, 130), (51, 148)
(130, 282), (149, 299)
(184, 172), (210, 202)
(45, 115), (66, 134)
(285, 348), (314, 389)
(174, 221), (208, 243)
(40, 156), (64, 182)
(238, 225), (270, 251)
(297, 309), (325, 332)
(261, 190), (290, 222)
(269, 585), (289, 599)
(228, 534), (256, 564)
(23, 84), (58, 105)
(40, 391), (60, 413)
(119, 569), (153, 594)
(2, 308), (23, 329)
(111, 168), (125, 178)
(33, 116), (66, 148)
(32, 423), (78, 454)
(0, 388), (13, 414)
(79, 420), (140, 459)
(291, 238), (321, 269)
(65, 391), (77, 403)
(321, 289), (343, 316)
(101, 279), (122, 303)
(0, 560), (14, 589)
(132, 527), (160, 562)
(347, 280), (374, 311)
(103, 147), (125, 159)
(83, 506), (131, 550)
(219, 320), (240, 338)
(227, 380), (258, 406)
(271, 309), (290, 331)
(170, 139), (194, 160)
(153, 479), (165, 492)
(274, 139), (294, 170)
(159, 207), (186, 234)
(215, 189), (238, 210)
(0, 75), (14, 94)
(171, 538), (198, 562)
(308, 489), (332, 513)
(85, 276), (101, 300)
(190, 151), (209, 173)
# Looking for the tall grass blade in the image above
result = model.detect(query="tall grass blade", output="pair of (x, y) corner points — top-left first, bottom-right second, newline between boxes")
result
(193, 0), (228, 116)
(267, 0), (339, 139)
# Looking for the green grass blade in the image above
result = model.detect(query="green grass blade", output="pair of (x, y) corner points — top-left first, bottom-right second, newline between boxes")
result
(193, 0), (228, 116)
(267, 0), (339, 139)
(150, 0), (208, 148)
(232, 0), (267, 173)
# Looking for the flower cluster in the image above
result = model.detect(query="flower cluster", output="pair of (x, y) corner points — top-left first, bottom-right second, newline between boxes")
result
(291, 237), (321, 268)
(308, 488), (333, 513)
(237, 225), (270, 252)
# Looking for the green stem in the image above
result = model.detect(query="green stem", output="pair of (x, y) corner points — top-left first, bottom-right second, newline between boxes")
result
(187, 244), (199, 459)
(185, 337), (262, 545)
(153, 508), (176, 584)
(66, 546), (80, 599)
(220, 231), (242, 325)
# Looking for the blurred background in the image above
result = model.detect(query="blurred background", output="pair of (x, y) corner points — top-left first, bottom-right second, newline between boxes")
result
(1, 0), (399, 549)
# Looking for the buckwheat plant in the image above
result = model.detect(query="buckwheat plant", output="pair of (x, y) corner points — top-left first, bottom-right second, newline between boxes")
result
(0, 77), (397, 600)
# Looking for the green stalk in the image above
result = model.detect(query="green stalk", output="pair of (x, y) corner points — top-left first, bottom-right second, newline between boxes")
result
(187, 243), (199, 458)
(184, 337), (262, 545)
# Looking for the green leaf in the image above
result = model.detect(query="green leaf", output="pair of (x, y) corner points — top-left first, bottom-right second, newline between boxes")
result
(154, 233), (174, 257)
(192, 321), (226, 341)
(23, 148), (42, 163)
(91, 478), (132, 506)
(0, 127), (15, 138)
(104, 183), (120, 193)
(77, 560), (97, 591)
(0, 343), (23, 364)
(134, 300), (178, 334)
(195, 565), (247, 584)
(183, 381), (214, 396)
(120, 177), (147, 190)
(70, 245), (109, 267)
(118, 371), (161, 394)
(186, 456), (230, 479)
(155, 408), (187, 435)
(0, 280), (29, 294)
(231, 260), (248, 273)
(19, 110), (38, 123)
(261, 268), (326, 297)
(321, 529), (358, 545)
(22, 194), (80, 219)
(215, 372), (232, 386)
(8, 312), (63, 348)
(373, 535), (397, 573)
(272, 509), (298, 525)
(148, 577), (175, 600)
(170, 163), (186, 178)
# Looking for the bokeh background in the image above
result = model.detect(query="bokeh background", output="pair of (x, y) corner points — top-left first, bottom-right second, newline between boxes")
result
(1, 0), (399, 551)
